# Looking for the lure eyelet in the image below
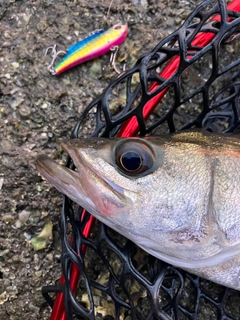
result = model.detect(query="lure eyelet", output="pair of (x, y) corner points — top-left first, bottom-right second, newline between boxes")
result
(114, 25), (122, 30)
(114, 140), (155, 177)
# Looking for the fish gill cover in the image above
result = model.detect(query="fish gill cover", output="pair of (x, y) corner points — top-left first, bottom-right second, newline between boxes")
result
(42, 0), (240, 319)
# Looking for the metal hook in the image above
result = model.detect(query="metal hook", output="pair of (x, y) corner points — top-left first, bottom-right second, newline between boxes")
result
(45, 44), (66, 75)
(110, 46), (126, 75)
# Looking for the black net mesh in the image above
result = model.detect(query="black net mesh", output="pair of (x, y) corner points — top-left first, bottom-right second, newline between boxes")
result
(42, 0), (240, 319)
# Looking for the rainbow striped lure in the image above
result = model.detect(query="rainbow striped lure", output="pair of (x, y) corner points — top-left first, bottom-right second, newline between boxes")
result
(46, 24), (128, 75)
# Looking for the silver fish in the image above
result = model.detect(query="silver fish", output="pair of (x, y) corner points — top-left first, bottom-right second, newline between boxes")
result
(35, 131), (240, 290)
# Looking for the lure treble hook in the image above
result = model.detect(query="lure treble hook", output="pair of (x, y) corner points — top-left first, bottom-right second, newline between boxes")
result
(110, 46), (126, 75)
(45, 45), (66, 75)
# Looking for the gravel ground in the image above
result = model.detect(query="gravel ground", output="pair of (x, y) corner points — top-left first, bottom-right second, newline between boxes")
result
(0, 0), (239, 319)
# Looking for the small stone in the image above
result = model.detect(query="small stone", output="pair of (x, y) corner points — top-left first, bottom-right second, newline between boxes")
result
(15, 220), (22, 229)
(0, 291), (8, 305)
(41, 211), (49, 217)
(10, 96), (24, 109)
(46, 253), (53, 261)
(40, 102), (49, 109)
(18, 210), (31, 223)
(0, 178), (3, 190)
(34, 253), (39, 264)
(31, 221), (53, 251)
(2, 214), (14, 223)
(12, 254), (21, 262)
(0, 249), (9, 257)
(28, 302), (40, 313)
(36, 20), (48, 33)
(36, 132), (49, 146)
(24, 232), (32, 240)
(35, 270), (42, 277)
(175, 17), (182, 24)
(19, 105), (31, 118)
(226, 45), (234, 53)
(11, 62), (20, 70)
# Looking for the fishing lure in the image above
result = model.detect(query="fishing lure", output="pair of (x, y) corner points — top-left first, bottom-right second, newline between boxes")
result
(46, 24), (128, 75)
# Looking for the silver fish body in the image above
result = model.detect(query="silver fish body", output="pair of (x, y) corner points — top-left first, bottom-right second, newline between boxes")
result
(35, 131), (240, 290)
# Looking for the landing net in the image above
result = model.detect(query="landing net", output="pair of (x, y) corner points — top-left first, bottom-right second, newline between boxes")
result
(42, 1), (240, 319)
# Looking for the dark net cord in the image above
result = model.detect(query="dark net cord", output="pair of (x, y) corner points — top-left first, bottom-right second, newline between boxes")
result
(42, 0), (240, 319)
(70, 0), (240, 139)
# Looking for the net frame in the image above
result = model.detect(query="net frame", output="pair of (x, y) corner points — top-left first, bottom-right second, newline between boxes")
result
(41, 0), (240, 319)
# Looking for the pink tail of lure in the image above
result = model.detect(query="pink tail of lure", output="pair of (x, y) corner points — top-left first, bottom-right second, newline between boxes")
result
(54, 24), (128, 75)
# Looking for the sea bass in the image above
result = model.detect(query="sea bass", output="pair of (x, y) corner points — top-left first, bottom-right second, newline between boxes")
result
(35, 131), (240, 290)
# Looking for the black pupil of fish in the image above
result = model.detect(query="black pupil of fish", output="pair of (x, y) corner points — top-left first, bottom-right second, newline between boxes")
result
(120, 151), (142, 172)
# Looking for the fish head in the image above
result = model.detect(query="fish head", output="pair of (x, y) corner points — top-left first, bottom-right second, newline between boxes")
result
(35, 138), (163, 235)
(36, 136), (210, 258)
(35, 136), (212, 261)
(35, 133), (240, 289)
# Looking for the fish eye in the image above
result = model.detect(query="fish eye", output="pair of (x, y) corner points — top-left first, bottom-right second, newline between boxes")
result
(115, 140), (155, 176)
(120, 151), (142, 172)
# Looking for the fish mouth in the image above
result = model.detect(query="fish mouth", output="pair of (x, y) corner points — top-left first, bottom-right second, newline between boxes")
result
(35, 139), (130, 217)
(61, 139), (126, 197)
